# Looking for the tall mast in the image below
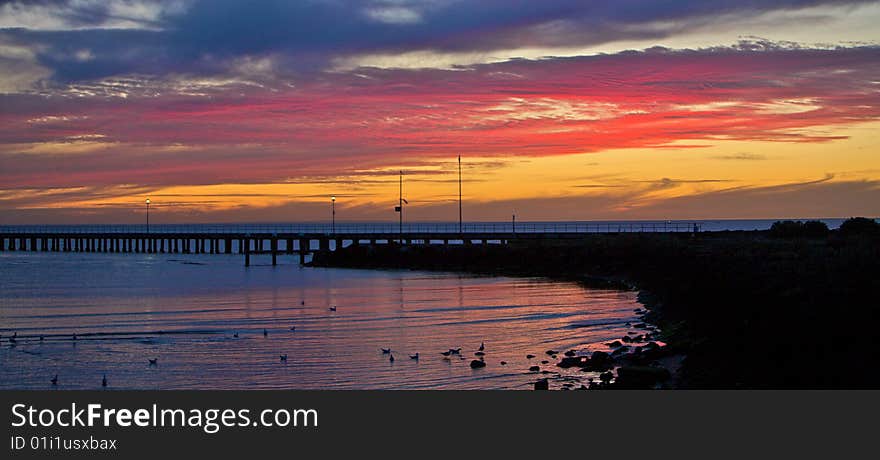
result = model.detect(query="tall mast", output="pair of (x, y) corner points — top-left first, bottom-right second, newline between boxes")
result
(458, 155), (462, 234)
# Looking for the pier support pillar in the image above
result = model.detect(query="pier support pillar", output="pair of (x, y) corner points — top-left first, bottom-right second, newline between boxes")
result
(271, 238), (278, 266)
(244, 238), (250, 267)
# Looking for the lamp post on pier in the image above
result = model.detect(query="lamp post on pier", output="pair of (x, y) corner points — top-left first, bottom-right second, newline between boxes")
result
(331, 196), (336, 234)
(145, 198), (151, 234)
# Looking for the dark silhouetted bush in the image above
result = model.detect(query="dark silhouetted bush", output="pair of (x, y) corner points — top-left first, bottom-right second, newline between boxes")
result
(770, 220), (830, 238)
(839, 217), (880, 237)
(802, 220), (829, 237)
(769, 220), (804, 238)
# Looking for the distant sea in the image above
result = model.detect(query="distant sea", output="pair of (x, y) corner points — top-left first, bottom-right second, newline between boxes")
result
(0, 218), (853, 235)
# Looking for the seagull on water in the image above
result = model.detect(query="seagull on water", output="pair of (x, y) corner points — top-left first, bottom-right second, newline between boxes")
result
(329, 306), (337, 312)
(410, 353), (419, 360)
(440, 350), (453, 357)
(479, 341), (485, 352)
(263, 329), (268, 337)
(381, 348), (391, 354)
(233, 332), (239, 338)
(51, 375), (58, 386)
(289, 326), (296, 331)
(148, 358), (158, 366)
(389, 354), (395, 363)
(449, 348), (462, 355)
(280, 354), (288, 362)
(101, 375), (107, 387)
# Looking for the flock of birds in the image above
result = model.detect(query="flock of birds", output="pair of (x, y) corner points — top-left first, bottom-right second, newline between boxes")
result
(379, 341), (488, 368)
(3, 300), (340, 388)
(4, 298), (604, 388)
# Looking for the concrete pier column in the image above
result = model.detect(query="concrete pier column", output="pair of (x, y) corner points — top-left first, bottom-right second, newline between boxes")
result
(224, 238), (232, 254)
(299, 239), (308, 265)
(244, 238), (251, 267)
(271, 238), (278, 266)
(335, 239), (342, 251)
(286, 238), (293, 254)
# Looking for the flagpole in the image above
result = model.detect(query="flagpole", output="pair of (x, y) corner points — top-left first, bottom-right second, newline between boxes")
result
(399, 170), (403, 238)
(458, 155), (462, 234)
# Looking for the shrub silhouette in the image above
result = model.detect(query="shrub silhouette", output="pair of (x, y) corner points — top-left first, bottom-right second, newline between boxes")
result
(769, 220), (828, 238)
(839, 217), (880, 237)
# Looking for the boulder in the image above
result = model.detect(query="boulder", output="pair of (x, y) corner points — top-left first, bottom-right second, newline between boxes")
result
(599, 371), (614, 383)
(606, 340), (623, 348)
(557, 356), (586, 369)
(564, 350), (577, 357)
(529, 365), (541, 372)
(534, 379), (549, 390)
(545, 349), (558, 356)
(469, 359), (486, 369)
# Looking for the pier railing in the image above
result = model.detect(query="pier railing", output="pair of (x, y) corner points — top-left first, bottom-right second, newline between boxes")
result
(0, 222), (700, 235)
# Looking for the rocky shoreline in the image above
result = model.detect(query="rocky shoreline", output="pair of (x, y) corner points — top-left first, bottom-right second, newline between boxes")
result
(310, 226), (880, 389)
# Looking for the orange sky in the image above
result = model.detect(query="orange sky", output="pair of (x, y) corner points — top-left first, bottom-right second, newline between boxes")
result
(1, 1), (879, 223)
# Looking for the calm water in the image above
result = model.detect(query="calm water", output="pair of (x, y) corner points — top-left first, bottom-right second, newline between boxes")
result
(0, 251), (643, 390)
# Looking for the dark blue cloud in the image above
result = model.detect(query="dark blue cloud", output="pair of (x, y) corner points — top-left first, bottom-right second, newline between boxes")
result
(1, 0), (875, 84)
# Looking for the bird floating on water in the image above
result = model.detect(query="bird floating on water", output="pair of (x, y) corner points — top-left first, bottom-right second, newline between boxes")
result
(233, 332), (239, 338)
(410, 353), (419, 360)
(289, 326), (296, 331)
(263, 329), (268, 337)
(381, 348), (391, 354)
(329, 306), (337, 312)
(72, 333), (77, 341)
(479, 341), (485, 351)
(301, 300), (305, 305)
(440, 350), (453, 357)
(389, 354), (395, 363)
(148, 358), (158, 366)
(101, 375), (107, 387)
(39, 335), (44, 341)
(51, 374), (58, 386)
(474, 351), (485, 357)
(280, 354), (288, 362)
(449, 348), (462, 355)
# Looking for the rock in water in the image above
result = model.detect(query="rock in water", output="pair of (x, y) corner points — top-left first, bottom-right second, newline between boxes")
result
(529, 365), (541, 372)
(470, 359), (486, 369)
(534, 378), (549, 390)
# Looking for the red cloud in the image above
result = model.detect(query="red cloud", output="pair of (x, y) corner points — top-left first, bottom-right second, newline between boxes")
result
(1, 46), (879, 189)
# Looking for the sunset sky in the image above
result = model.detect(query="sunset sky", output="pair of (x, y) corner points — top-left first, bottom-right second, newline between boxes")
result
(1, 0), (879, 224)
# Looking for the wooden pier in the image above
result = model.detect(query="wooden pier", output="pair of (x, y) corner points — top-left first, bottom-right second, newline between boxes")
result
(0, 221), (700, 266)
(0, 231), (592, 266)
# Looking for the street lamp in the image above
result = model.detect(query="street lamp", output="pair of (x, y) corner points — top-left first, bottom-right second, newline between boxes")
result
(512, 211), (516, 234)
(331, 196), (336, 234)
(145, 198), (151, 233)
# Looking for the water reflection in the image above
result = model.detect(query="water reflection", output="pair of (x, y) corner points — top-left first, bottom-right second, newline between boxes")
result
(0, 252), (641, 389)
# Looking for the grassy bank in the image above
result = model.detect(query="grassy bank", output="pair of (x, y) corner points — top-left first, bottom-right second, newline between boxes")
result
(310, 230), (880, 388)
